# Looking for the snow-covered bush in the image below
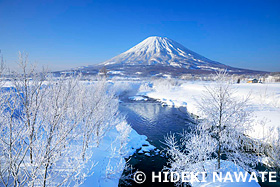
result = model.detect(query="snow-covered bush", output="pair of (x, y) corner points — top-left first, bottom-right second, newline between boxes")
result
(138, 82), (152, 93)
(265, 127), (280, 175)
(152, 78), (179, 92)
(164, 128), (217, 186)
(0, 53), (121, 186)
(111, 80), (139, 96)
(0, 55), (5, 86)
(106, 118), (131, 179)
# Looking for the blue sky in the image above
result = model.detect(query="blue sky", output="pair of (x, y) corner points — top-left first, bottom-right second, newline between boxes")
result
(0, 0), (280, 71)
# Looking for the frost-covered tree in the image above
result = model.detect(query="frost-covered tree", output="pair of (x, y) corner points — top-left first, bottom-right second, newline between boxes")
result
(0, 54), (4, 78)
(164, 128), (217, 186)
(265, 127), (280, 175)
(197, 71), (258, 170)
(152, 78), (179, 92)
(165, 71), (259, 186)
(106, 118), (131, 179)
(0, 53), (122, 186)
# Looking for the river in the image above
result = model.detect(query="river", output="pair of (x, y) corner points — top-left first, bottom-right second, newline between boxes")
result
(118, 96), (193, 186)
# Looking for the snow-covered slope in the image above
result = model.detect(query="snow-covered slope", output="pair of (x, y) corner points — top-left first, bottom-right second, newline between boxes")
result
(103, 36), (227, 70)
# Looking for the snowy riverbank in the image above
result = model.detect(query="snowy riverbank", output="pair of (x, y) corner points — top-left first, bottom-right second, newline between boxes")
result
(138, 81), (280, 140)
(81, 123), (155, 187)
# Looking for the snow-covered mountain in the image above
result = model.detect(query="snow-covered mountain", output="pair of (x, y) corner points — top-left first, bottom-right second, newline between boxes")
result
(103, 36), (227, 70)
(64, 36), (267, 77)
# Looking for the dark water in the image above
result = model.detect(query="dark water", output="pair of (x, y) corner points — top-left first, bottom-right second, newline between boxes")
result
(118, 96), (194, 187)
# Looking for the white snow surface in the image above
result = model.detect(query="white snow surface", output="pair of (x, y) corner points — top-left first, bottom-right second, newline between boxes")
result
(139, 81), (280, 140)
(128, 96), (148, 101)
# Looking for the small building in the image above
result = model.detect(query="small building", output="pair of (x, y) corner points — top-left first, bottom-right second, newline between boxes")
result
(247, 78), (259, 83)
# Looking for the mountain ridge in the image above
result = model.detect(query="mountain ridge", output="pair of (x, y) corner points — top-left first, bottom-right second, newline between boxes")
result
(67, 36), (268, 77)
(102, 36), (228, 70)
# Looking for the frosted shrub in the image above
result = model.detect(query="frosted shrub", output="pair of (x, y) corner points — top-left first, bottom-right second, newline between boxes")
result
(111, 80), (137, 96)
(138, 82), (152, 93)
(164, 128), (217, 186)
(106, 118), (131, 179)
(266, 127), (280, 174)
(152, 78), (178, 92)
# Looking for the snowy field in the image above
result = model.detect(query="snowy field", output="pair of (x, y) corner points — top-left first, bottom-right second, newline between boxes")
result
(138, 81), (280, 140)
